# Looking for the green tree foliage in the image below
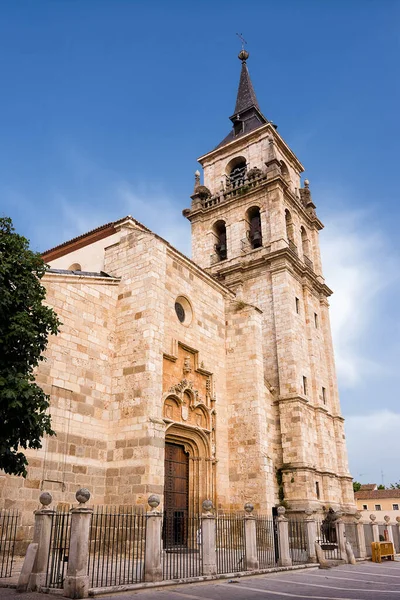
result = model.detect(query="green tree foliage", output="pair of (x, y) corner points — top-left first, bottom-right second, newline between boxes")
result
(353, 481), (361, 492)
(377, 484), (385, 490)
(0, 217), (60, 477)
(389, 482), (400, 489)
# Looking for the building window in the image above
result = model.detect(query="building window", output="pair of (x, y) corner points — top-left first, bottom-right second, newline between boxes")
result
(285, 209), (296, 250)
(375, 504), (382, 511)
(314, 313), (318, 328)
(226, 156), (247, 190)
(68, 263), (82, 271)
(246, 206), (262, 249)
(322, 387), (326, 405)
(213, 220), (227, 261)
(393, 504), (399, 511)
(295, 297), (300, 314)
(362, 504), (368, 510)
(303, 376), (308, 396)
(315, 481), (320, 499)
(174, 296), (193, 327)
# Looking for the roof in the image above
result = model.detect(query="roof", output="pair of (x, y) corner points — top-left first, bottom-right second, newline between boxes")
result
(355, 489), (400, 500)
(41, 215), (234, 297)
(359, 484), (377, 491)
(48, 269), (114, 278)
(215, 53), (269, 150)
(42, 215), (150, 261)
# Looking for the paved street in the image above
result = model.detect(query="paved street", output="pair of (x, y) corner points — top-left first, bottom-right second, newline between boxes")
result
(2, 562), (400, 600)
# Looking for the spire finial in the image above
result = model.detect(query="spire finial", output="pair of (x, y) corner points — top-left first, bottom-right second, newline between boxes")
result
(236, 33), (249, 62)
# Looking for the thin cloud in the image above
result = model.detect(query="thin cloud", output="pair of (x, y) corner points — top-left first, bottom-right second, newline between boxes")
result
(321, 208), (398, 388)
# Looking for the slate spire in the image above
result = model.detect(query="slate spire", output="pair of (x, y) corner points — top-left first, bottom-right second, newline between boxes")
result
(215, 50), (269, 149)
(234, 50), (260, 115)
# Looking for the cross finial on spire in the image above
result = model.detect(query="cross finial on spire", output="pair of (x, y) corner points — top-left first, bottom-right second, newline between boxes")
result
(236, 33), (249, 62)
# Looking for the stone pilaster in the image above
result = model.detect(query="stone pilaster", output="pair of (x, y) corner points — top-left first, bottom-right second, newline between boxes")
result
(28, 492), (55, 592)
(244, 503), (258, 570)
(144, 494), (162, 582)
(201, 500), (217, 576)
(276, 507), (292, 567)
(64, 489), (93, 599)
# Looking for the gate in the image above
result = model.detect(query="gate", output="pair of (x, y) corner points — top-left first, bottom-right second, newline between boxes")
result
(288, 519), (308, 564)
(363, 524), (373, 556)
(88, 506), (146, 587)
(162, 513), (202, 580)
(316, 519), (340, 560)
(392, 524), (400, 552)
(45, 508), (71, 589)
(256, 515), (277, 568)
(216, 514), (246, 573)
(0, 509), (19, 578)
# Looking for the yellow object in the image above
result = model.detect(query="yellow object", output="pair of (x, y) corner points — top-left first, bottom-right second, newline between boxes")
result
(371, 541), (395, 563)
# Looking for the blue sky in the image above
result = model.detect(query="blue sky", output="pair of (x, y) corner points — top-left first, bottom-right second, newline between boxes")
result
(1, 0), (399, 486)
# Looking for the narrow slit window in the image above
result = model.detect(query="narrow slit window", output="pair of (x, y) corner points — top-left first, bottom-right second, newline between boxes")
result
(315, 481), (320, 499)
(303, 376), (308, 396)
(314, 313), (318, 328)
(322, 387), (326, 405)
(295, 297), (300, 314)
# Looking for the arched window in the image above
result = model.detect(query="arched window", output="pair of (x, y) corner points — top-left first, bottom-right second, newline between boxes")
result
(226, 156), (247, 190)
(301, 226), (310, 257)
(213, 220), (227, 261)
(246, 206), (262, 249)
(68, 263), (82, 271)
(280, 161), (290, 183)
(285, 210), (294, 244)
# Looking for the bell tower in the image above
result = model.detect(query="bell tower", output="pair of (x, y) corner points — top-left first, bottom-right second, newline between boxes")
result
(184, 50), (354, 512)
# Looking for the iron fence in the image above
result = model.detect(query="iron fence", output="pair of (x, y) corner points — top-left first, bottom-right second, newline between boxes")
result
(316, 519), (340, 560)
(344, 522), (360, 558)
(216, 514), (246, 574)
(0, 509), (19, 578)
(162, 513), (202, 580)
(45, 508), (71, 589)
(88, 506), (146, 588)
(255, 515), (277, 568)
(378, 524), (388, 541)
(287, 520), (308, 564)
(363, 524), (373, 557)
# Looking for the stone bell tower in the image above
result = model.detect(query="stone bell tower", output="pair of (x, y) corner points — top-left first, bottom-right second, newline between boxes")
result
(184, 49), (354, 512)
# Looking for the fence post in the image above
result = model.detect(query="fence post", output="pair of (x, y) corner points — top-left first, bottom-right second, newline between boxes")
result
(354, 512), (367, 559)
(144, 494), (163, 582)
(304, 509), (317, 563)
(396, 517), (400, 550)
(64, 488), (93, 599)
(384, 516), (394, 544)
(28, 492), (55, 591)
(243, 503), (258, 570)
(201, 499), (217, 576)
(335, 517), (347, 562)
(370, 514), (380, 542)
(276, 506), (292, 567)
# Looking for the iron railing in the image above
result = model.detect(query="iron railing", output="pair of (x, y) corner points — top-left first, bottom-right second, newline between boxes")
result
(162, 513), (202, 580)
(45, 508), (71, 589)
(363, 523), (373, 557)
(88, 506), (146, 588)
(0, 509), (19, 578)
(344, 522), (360, 558)
(316, 519), (340, 560)
(287, 520), (308, 564)
(255, 515), (277, 568)
(216, 514), (246, 574)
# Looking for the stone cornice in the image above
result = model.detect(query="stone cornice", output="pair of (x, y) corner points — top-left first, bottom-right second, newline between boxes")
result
(279, 464), (352, 480)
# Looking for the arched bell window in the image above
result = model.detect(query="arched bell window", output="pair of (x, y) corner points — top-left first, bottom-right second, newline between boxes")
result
(226, 156), (247, 190)
(301, 226), (310, 257)
(68, 263), (82, 271)
(285, 209), (296, 252)
(213, 220), (227, 261)
(280, 160), (290, 184)
(246, 206), (262, 249)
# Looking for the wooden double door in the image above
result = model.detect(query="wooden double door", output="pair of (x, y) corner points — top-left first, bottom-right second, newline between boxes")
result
(163, 443), (189, 547)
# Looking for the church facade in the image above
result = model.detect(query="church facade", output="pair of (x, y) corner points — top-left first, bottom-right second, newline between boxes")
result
(0, 51), (354, 537)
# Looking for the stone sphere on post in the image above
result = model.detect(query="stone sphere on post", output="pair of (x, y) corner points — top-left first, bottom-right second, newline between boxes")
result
(277, 505), (286, 517)
(304, 508), (313, 518)
(384, 515), (390, 524)
(147, 494), (160, 510)
(75, 488), (91, 504)
(202, 499), (213, 514)
(354, 511), (362, 521)
(39, 492), (52, 507)
(370, 514), (376, 522)
(244, 502), (254, 514)
(396, 516), (400, 524)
